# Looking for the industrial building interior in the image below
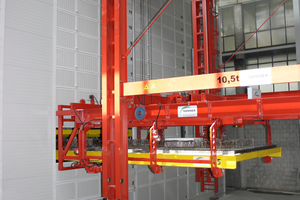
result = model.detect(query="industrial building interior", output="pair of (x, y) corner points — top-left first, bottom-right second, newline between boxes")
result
(0, 0), (300, 199)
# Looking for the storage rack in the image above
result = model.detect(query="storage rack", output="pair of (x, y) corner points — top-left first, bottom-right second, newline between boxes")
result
(56, 0), (300, 199)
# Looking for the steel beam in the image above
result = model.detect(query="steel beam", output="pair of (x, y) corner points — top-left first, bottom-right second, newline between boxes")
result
(124, 65), (300, 96)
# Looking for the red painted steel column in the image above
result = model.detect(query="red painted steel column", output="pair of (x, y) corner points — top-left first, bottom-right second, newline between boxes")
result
(58, 106), (64, 170)
(265, 120), (272, 145)
(102, 0), (128, 199)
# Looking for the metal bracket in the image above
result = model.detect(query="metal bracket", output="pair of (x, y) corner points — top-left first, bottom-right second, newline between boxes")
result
(149, 122), (164, 174)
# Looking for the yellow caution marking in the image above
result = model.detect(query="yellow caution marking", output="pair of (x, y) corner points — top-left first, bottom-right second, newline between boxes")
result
(144, 84), (149, 90)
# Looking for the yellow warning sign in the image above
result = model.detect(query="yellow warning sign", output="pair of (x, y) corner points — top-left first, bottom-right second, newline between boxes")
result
(150, 84), (156, 90)
(144, 84), (149, 90)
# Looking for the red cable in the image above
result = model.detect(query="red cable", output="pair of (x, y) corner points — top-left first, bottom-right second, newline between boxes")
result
(218, 0), (287, 71)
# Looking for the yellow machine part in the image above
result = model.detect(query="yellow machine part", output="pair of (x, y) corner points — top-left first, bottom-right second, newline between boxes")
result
(56, 128), (132, 137)
(56, 147), (281, 169)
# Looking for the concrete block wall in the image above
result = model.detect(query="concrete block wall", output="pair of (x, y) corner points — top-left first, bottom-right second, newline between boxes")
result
(0, 0), (55, 199)
(225, 120), (300, 192)
(55, 1), (102, 199)
(129, 164), (224, 200)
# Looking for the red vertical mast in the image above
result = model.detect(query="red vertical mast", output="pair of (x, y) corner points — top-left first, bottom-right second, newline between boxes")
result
(102, 0), (128, 199)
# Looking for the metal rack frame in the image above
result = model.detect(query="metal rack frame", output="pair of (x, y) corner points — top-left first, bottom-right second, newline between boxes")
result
(56, 0), (300, 199)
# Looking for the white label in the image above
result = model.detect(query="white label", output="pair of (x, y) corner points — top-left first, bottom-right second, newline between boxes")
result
(240, 68), (272, 87)
(178, 105), (197, 117)
(193, 156), (210, 166)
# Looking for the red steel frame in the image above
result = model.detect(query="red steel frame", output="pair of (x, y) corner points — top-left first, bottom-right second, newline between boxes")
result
(192, 0), (220, 191)
(101, 0), (128, 199)
(56, 1), (299, 199)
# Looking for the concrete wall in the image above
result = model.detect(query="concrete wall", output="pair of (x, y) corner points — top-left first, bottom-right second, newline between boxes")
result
(225, 120), (300, 192)
(0, 0), (55, 199)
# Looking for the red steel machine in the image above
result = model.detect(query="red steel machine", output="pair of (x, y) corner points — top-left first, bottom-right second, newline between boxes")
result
(57, 0), (300, 199)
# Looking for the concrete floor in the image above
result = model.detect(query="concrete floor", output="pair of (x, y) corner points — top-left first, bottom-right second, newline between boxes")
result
(219, 189), (300, 200)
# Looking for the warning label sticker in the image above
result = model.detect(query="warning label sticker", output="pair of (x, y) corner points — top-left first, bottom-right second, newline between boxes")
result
(144, 84), (149, 90)
(150, 84), (156, 90)
(178, 105), (197, 118)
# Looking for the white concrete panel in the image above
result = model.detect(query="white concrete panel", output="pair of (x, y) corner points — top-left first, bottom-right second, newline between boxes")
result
(56, 182), (76, 200)
(176, 58), (185, 69)
(163, 67), (175, 78)
(186, 46), (192, 60)
(129, 172), (135, 190)
(165, 0), (175, 16)
(186, 36), (193, 50)
(77, 53), (100, 72)
(77, 179), (101, 198)
(3, 65), (52, 105)
(137, 186), (149, 200)
(4, 28), (53, 69)
(163, 27), (175, 41)
(152, 50), (162, 64)
(151, 0), (161, 9)
(151, 23), (162, 37)
(163, 40), (175, 54)
(163, 54), (175, 68)
(57, 49), (75, 68)
(56, 89), (75, 105)
(165, 180), (178, 200)
(185, 23), (192, 37)
(56, 167), (76, 182)
(165, 167), (178, 179)
(56, 69), (75, 87)
(176, 45), (185, 57)
(152, 64), (163, 79)
(178, 167), (188, 177)
(56, 183), (76, 200)
(162, 13), (175, 28)
(176, 69), (185, 77)
(176, 32), (184, 44)
(3, 140), (52, 179)
(78, 0), (99, 20)
(184, 1), (192, 24)
(128, 30), (133, 48)
(179, 177), (188, 200)
(77, 35), (99, 55)
(189, 175), (198, 199)
(77, 72), (99, 90)
(129, 164), (136, 173)
(88, 0), (100, 4)
(137, 170), (150, 186)
(57, 30), (75, 49)
(152, 36), (162, 51)
(2, 103), (52, 141)
(78, 17), (99, 38)
(150, 183), (164, 200)
(5, 0), (53, 37)
(57, 11), (75, 31)
(58, 0), (75, 13)
(3, 175), (54, 200)
(175, 0), (184, 19)
(149, 172), (164, 183)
